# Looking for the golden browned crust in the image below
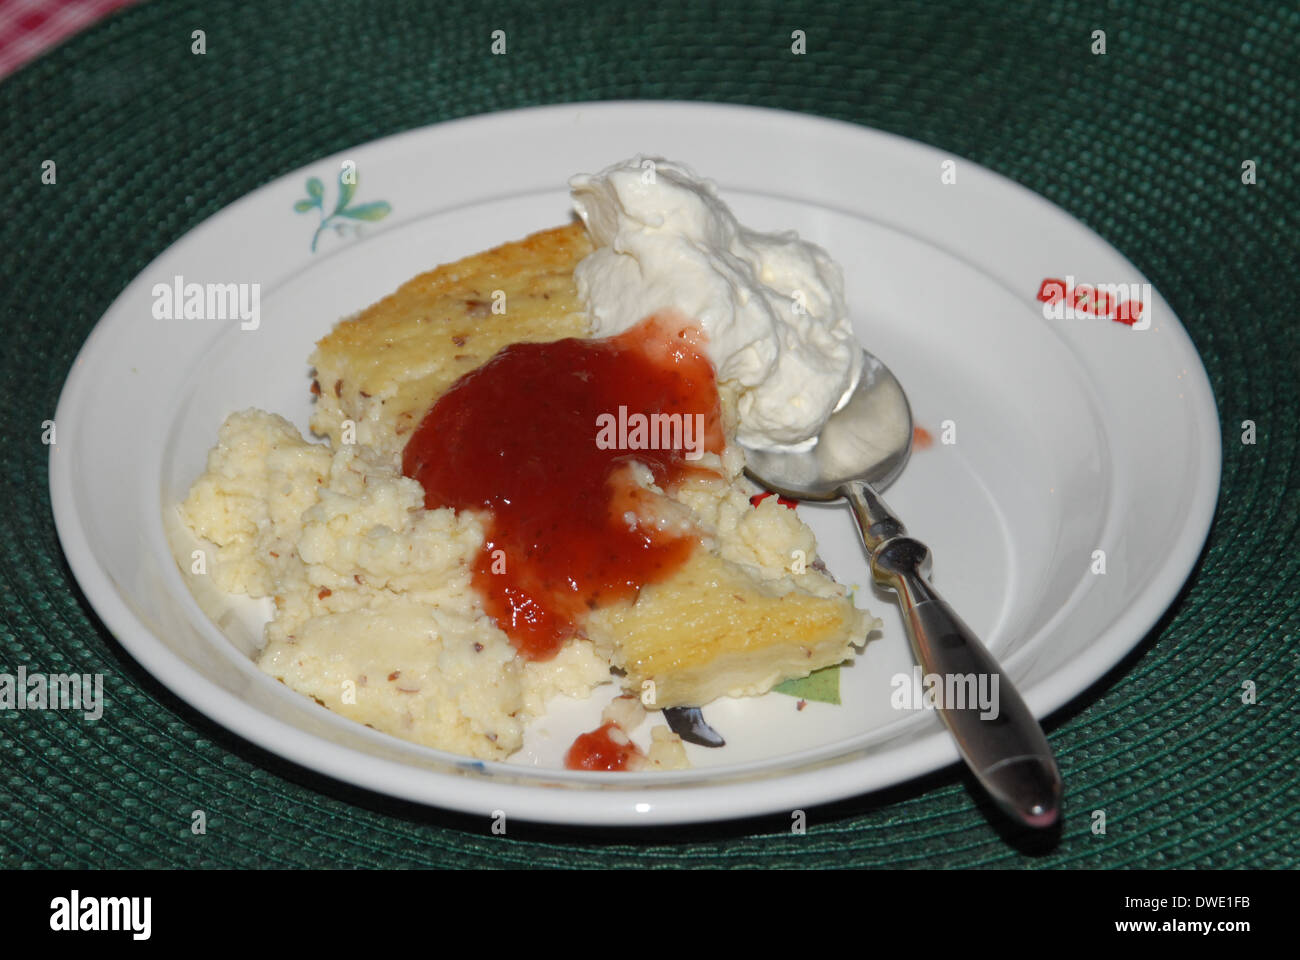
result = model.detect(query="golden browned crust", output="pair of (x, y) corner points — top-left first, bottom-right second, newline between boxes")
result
(588, 548), (862, 708)
(308, 221), (593, 462)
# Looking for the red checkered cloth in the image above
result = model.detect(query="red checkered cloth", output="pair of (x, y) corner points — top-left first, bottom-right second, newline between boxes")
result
(0, 0), (139, 80)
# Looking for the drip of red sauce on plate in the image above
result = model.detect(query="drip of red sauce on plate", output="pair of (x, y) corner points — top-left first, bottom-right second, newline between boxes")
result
(564, 721), (642, 771)
(402, 312), (724, 660)
(749, 491), (799, 509)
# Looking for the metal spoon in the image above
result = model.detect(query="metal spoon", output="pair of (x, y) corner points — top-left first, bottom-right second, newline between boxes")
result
(742, 350), (1063, 828)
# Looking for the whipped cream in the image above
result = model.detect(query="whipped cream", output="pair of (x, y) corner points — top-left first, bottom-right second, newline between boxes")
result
(569, 156), (862, 450)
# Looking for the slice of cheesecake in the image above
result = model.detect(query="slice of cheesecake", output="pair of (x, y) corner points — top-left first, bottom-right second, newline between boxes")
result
(308, 220), (875, 710)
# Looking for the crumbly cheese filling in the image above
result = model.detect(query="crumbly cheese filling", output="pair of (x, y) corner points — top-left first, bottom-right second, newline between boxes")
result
(179, 409), (612, 762)
(178, 405), (869, 763)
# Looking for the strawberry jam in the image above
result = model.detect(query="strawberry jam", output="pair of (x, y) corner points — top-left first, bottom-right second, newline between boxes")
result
(401, 313), (724, 660)
(565, 722), (641, 771)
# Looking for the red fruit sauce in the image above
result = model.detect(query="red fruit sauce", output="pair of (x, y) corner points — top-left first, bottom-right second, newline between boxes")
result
(749, 491), (799, 510)
(401, 312), (724, 661)
(564, 722), (641, 771)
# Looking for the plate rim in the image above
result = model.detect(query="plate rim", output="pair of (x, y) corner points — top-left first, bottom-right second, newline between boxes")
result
(49, 99), (1222, 825)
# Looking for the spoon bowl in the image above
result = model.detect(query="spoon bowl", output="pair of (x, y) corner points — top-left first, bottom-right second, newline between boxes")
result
(743, 350), (914, 498)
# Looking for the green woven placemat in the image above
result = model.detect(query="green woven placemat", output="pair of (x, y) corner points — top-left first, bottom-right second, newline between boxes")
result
(1, 0), (1296, 869)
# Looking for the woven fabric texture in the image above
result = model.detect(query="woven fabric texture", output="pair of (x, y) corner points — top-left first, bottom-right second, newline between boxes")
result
(0, 0), (1296, 868)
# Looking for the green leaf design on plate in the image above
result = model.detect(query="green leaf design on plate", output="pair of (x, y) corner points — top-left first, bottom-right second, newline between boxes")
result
(337, 200), (392, 221)
(773, 665), (841, 704)
(295, 174), (392, 252)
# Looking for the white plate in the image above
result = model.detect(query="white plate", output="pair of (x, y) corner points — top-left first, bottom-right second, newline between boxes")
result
(50, 102), (1220, 825)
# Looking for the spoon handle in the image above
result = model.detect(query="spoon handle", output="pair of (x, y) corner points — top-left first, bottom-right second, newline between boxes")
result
(843, 481), (1063, 828)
